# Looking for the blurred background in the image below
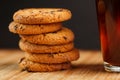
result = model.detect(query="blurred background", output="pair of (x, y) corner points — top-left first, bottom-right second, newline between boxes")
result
(0, 0), (100, 50)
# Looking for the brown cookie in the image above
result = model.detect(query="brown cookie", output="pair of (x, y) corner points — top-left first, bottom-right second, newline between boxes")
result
(25, 48), (79, 63)
(20, 27), (74, 45)
(19, 58), (71, 72)
(9, 21), (62, 34)
(13, 8), (72, 24)
(19, 39), (74, 53)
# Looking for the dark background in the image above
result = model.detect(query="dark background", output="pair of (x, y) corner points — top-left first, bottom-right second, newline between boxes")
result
(0, 0), (100, 50)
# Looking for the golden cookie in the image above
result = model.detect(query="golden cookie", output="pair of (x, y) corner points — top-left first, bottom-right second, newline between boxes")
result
(13, 8), (72, 24)
(9, 21), (62, 34)
(20, 27), (74, 45)
(19, 39), (74, 53)
(19, 58), (71, 72)
(25, 48), (79, 63)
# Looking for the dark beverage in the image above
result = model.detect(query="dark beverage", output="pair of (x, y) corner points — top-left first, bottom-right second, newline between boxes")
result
(96, 0), (120, 72)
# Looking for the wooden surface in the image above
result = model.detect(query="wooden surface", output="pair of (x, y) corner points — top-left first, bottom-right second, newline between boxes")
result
(0, 49), (120, 80)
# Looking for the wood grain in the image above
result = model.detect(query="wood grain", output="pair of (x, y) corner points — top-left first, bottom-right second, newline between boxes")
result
(0, 49), (120, 80)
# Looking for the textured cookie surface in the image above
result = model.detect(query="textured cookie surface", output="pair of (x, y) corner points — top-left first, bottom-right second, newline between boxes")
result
(20, 27), (74, 45)
(19, 58), (71, 72)
(19, 39), (74, 53)
(9, 21), (62, 34)
(25, 48), (79, 63)
(13, 8), (72, 24)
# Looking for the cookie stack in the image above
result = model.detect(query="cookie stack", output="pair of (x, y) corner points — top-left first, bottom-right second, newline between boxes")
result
(9, 8), (79, 72)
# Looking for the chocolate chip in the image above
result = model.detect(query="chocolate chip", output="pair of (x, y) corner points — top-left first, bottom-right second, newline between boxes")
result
(63, 36), (67, 40)
(57, 9), (63, 12)
(18, 57), (25, 64)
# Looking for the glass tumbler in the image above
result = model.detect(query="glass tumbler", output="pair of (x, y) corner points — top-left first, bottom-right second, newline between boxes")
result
(96, 0), (120, 72)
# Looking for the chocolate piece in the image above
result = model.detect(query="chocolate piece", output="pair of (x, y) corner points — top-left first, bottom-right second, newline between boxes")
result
(63, 36), (67, 40)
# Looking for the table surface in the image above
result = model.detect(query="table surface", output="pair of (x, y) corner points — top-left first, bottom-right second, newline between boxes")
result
(0, 49), (120, 80)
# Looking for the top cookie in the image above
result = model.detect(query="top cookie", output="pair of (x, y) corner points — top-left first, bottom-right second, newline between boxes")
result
(13, 8), (72, 24)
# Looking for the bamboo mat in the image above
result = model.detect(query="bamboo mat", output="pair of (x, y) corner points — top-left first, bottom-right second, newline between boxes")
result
(0, 49), (120, 80)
